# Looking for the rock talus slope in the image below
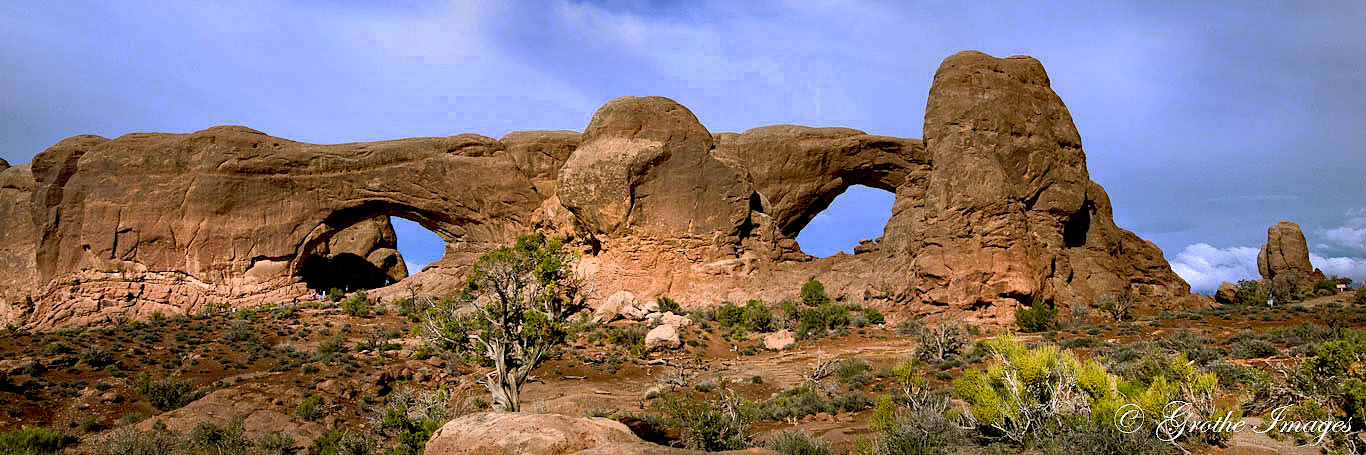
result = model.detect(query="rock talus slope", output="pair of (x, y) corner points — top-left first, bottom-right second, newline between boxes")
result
(1, 51), (1200, 328)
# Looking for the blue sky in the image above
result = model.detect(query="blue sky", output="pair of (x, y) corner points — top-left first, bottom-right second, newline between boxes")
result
(2, 1), (1363, 293)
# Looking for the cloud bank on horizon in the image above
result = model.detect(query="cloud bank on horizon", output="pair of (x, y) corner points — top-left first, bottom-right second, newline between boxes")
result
(1, 1), (1362, 291)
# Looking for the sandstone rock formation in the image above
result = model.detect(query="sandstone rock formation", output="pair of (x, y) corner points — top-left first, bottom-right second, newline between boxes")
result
(0, 162), (37, 323)
(425, 412), (775, 455)
(425, 412), (645, 455)
(644, 324), (680, 351)
(1257, 221), (1315, 282)
(1215, 281), (1239, 305)
(136, 386), (326, 447)
(299, 216), (408, 291)
(1, 50), (1202, 329)
(763, 329), (795, 351)
(17, 128), (540, 327)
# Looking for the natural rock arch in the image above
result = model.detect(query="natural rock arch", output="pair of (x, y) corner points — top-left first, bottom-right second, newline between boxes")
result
(1, 50), (1207, 329)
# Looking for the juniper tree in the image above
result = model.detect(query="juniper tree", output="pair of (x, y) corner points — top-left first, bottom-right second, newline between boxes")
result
(421, 233), (590, 411)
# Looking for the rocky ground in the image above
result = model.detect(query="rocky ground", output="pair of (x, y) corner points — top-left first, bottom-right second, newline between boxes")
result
(1, 288), (1362, 454)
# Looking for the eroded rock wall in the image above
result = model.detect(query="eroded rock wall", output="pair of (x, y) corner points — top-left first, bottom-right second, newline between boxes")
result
(4, 51), (1201, 328)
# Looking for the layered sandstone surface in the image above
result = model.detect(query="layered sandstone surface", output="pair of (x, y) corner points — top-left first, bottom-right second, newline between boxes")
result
(0, 51), (1200, 328)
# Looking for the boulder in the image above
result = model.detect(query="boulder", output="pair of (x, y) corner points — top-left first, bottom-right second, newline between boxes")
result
(644, 324), (681, 351)
(1257, 221), (1315, 282)
(1215, 282), (1239, 305)
(657, 311), (692, 328)
(763, 330), (795, 351)
(593, 290), (654, 323)
(571, 444), (777, 454)
(136, 386), (325, 446)
(424, 412), (644, 455)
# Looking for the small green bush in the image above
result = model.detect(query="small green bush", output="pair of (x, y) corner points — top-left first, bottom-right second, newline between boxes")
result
(1355, 287), (1366, 305)
(657, 296), (681, 314)
(654, 392), (754, 452)
(766, 430), (830, 455)
(800, 279), (829, 307)
(1014, 299), (1057, 332)
(862, 306), (885, 325)
(837, 358), (873, 388)
(1313, 279), (1340, 295)
(136, 373), (201, 412)
(1231, 337), (1279, 359)
(0, 427), (73, 455)
(340, 290), (372, 317)
(297, 394), (324, 421)
(1236, 279), (1267, 306)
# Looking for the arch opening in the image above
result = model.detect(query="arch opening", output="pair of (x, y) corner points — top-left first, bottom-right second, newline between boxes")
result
(293, 204), (453, 293)
(793, 185), (895, 258)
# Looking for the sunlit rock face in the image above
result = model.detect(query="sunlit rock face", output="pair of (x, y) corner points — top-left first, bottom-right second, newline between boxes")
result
(2, 51), (1200, 329)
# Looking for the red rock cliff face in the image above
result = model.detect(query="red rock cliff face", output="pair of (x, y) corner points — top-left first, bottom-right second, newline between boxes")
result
(2, 51), (1200, 329)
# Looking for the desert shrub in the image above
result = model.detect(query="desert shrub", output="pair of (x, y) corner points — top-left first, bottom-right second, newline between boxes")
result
(189, 419), (253, 454)
(80, 343), (115, 367)
(865, 404), (960, 455)
(1355, 287), (1366, 305)
(1097, 294), (1134, 322)
(716, 302), (745, 328)
(1236, 279), (1267, 306)
(1038, 418), (1177, 455)
(900, 319), (970, 362)
(1157, 330), (1227, 366)
(91, 424), (184, 455)
(605, 326), (647, 357)
(654, 392), (755, 452)
(308, 430), (378, 455)
(1207, 361), (1260, 388)
(862, 306), (885, 325)
(1060, 336), (1098, 349)
(1313, 279), (1340, 295)
(800, 279), (829, 307)
(317, 337), (347, 355)
(741, 300), (774, 332)
(136, 373), (202, 411)
(1342, 378), (1366, 427)
(1014, 299), (1056, 332)
(1231, 336), (1279, 359)
(955, 335), (1220, 446)
(831, 390), (871, 411)
(796, 304), (847, 340)
(224, 320), (255, 343)
(42, 342), (74, 355)
(298, 394), (325, 421)
(0, 427), (73, 455)
(716, 300), (774, 333)
(365, 387), (452, 455)
(765, 430), (830, 455)
(1268, 272), (1306, 303)
(657, 296), (681, 314)
(340, 290), (372, 317)
(836, 358), (872, 388)
(761, 382), (837, 421)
